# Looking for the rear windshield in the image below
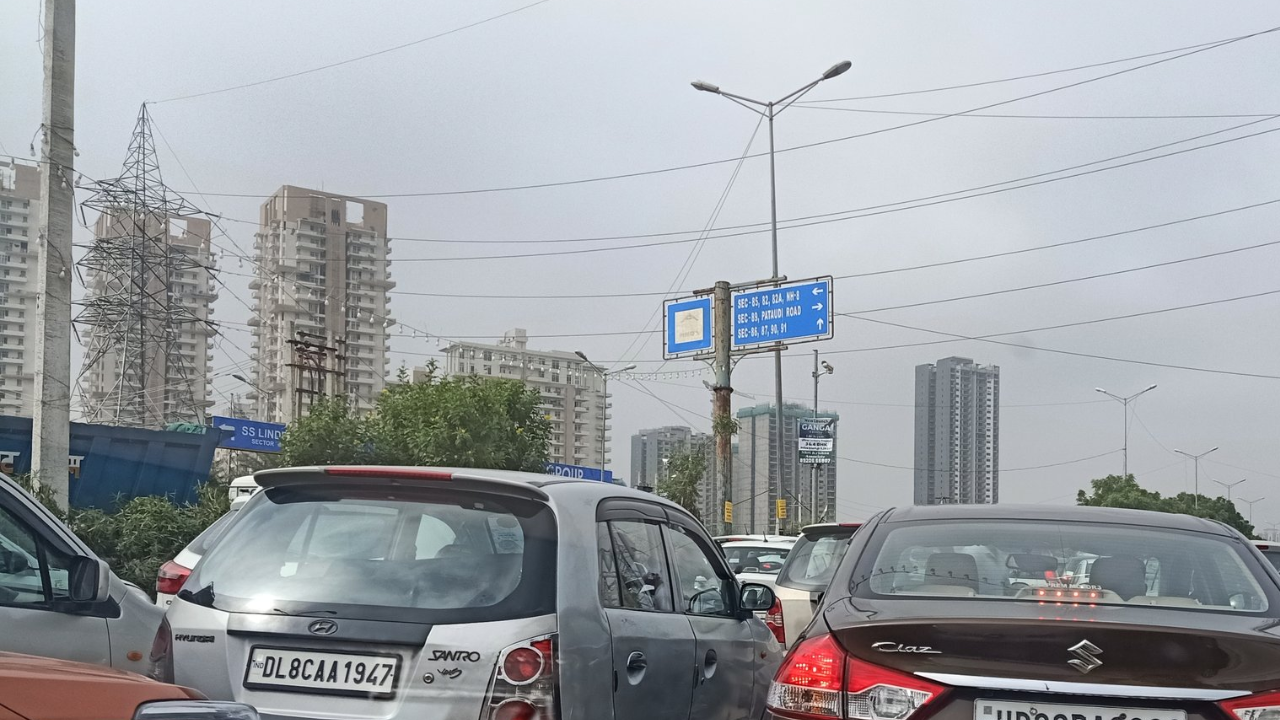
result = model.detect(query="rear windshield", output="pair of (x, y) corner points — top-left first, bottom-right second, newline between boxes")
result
(855, 520), (1270, 613)
(776, 530), (855, 593)
(190, 509), (237, 555)
(724, 545), (789, 574)
(185, 485), (557, 623)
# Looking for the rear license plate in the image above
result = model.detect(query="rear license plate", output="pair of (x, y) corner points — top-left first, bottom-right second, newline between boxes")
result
(244, 646), (400, 698)
(977, 701), (1187, 720)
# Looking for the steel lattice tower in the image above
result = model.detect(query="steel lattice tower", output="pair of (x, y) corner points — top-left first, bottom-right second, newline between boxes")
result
(75, 104), (218, 427)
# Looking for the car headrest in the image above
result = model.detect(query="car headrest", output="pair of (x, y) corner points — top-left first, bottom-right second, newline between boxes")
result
(925, 552), (979, 591)
(1089, 555), (1147, 600)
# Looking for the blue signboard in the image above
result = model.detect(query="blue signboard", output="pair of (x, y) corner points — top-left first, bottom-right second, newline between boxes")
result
(545, 462), (614, 483)
(663, 295), (714, 359)
(731, 276), (833, 351)
(213, 416), (287, 453)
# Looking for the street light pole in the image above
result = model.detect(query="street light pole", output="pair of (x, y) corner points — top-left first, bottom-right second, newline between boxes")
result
(1240, 497), (1265, 523)
(1095, 384), (1157, 479)
(811, 351), (833, 524)
(692, 60), (851, 529)
(1174, 446), (1219, 510)
(1214, 478), (1246, 501)
(576, 351), (635, 483)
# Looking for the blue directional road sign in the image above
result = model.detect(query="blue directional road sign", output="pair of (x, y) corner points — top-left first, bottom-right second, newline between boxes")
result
(731, 276), (833, 351)
(545, 462), (614, 483)
(213, 416), (287, 454)
(663, 295), (714, 359)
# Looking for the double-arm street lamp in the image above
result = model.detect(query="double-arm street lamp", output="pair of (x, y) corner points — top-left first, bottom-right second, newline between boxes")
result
(1095, 384), (1157, 479)
(692, 60), (851, 518)
(1174, 446), (1219, 510)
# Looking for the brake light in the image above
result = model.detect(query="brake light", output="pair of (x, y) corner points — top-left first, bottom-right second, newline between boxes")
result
(489, 634), (558, 720)
(767, 634), (845, 718)
(765, 596), (786, 646)
(767, 635), (948, 720)
(1219, 689), (1280, 720)
(323, 467), (455, 480)
(156, 561), (191, 597)
(148, 618), (174, 684)
(846, 655), (946, 720)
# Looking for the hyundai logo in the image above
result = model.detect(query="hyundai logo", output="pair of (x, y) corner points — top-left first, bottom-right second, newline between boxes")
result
(1067, 639), (1103, 674)
(308, 620), (338, 636)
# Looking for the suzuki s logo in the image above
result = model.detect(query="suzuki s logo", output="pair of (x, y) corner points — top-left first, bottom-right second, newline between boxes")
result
(308, 620), (338, 636)
(1067, 640), (1103, 674)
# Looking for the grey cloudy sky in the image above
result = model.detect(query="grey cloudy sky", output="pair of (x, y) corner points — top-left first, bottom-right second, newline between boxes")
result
(3, 1), (1279, 524)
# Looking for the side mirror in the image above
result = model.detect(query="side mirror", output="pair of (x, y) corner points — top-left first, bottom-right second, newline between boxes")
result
(739, 582), (776, 612)
(68, 556), (110, 604)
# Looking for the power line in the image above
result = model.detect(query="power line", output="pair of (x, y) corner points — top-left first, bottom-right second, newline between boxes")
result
(795, 106), (1280, 121)
(802, 29), (1277, 103)
(840, 306), (1280, 380)
(176, 25), (1279, 200)
(150, 0), (552, 104)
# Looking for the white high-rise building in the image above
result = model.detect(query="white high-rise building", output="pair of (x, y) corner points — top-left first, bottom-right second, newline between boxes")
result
(250, 186), (395, 423)
(913, 357), (1000, 505)
(0, 160), (41, 417)
(440, 329), (612, 474)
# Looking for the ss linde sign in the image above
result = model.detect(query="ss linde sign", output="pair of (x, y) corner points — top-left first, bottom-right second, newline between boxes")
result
(797, 418), (834, 464)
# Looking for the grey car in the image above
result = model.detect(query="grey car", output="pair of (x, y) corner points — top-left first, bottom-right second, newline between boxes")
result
(0, 471), (164, 672)
(156, 466), (783, 720)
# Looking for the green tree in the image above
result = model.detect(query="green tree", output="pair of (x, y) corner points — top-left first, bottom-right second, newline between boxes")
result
(1077, 474), (1255, 537)
(280, 363), (551, 471)
(658, 449), (705, 520)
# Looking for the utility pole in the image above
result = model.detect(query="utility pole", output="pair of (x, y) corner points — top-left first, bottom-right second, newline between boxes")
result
(811, 350), (833, 524)
(711, 281), (733, 535)
(33, 0), (75, 509)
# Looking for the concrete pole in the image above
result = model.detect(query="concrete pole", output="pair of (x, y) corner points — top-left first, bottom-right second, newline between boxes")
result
(712, 281), (733, 534)
(33, 0), (75, 509)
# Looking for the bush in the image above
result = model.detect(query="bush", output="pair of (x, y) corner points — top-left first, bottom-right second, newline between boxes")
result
(13, 474), (229, 596)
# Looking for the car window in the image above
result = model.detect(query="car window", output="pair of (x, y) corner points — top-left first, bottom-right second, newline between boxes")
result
(858, 520), (1270, 613)
(597, 522), (622, 607)
(188, 487), (556, 624)
(606, 520), (673, 612)
(667, 525), (734, 617)
(776, 531), (855, 593)
(0, 506), (70, 605)
(192, 511), (236, 555)
(1262, 552), (1280, 572)
(723, 545), (789, 574)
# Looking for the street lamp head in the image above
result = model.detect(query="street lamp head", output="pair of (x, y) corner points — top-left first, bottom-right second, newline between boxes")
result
(574, 351), (589, 363)
(232, 374), (249, 383)
(1145, 384), (1158, 392)
(1094, 387), (1106, 394)
(691, 80), (721, 94)
(619, 364), (638, 373)
(822, 60), (853, 80)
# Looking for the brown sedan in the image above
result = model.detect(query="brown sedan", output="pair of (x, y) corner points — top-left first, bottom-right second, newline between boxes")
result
(0, 650), (255, 720)
(766, 504), (1280, 720)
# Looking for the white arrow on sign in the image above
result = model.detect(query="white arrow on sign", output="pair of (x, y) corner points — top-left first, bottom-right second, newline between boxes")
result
(218, 424), (235, 432)
(817, 318), (825, 329)
(812, 286), (825, 295)
(812, 303), (823, 311)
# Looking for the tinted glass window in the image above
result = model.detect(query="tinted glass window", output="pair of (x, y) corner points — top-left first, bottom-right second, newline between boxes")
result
(1263, 552), (1280, 572)
(192, 510), (237, 555)
(607, 521), (672, 612)
(0, 506), (70, 605)
(188, 486), (556, 623)
(776, 531), (855, 593)
(597, 522), (622, 608)
(723, 545), (789, 574)
(858, 520), (1269, 613)
(667, 525), (734, 617)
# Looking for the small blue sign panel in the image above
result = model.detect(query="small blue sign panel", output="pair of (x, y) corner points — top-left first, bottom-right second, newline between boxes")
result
(664, 295), (714, 359)
(213, 416), (287, 454)
(545, 462), (614, 483)
(731, 277), (833, 351)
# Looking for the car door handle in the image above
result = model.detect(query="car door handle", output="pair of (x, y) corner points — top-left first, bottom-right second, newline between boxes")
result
(626, 651), (647, 672)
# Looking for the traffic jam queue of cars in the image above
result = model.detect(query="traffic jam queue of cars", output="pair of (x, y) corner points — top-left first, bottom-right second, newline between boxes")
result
(5, 467), (1280, 720)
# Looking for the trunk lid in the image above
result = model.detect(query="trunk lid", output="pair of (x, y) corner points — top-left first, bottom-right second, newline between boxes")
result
(826, 598), (1280, 693)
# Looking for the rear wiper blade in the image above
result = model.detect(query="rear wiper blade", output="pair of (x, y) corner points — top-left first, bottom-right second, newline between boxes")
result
(269, 608), (339, 617)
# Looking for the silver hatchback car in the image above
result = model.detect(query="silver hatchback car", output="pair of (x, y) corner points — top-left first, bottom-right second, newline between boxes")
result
(155, 466), (783, 720)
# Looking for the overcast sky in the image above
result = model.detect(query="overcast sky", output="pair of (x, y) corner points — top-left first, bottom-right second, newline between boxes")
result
(3, 1), (1279, 525)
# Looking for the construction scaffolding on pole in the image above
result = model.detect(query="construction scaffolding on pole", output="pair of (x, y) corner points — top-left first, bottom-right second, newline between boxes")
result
(74, 104), (219, 428)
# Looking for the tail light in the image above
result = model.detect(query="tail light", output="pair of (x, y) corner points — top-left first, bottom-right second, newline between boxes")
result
(148, 618), (174, 684)
(767, 634), (947, 720)
(1220, 689), (1280, 720)
(765, 596), (786, 646)
(488, 634), (559, 720)
(156, 560), (191, 597)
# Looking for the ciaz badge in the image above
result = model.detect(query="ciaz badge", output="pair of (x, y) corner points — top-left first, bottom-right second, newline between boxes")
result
(872, 641), (941, 654)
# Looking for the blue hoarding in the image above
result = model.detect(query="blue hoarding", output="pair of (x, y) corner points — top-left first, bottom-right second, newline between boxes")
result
(545, 462), (614, 483)
(213, 416), (286, 453)
(731, 277), (833, 350)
